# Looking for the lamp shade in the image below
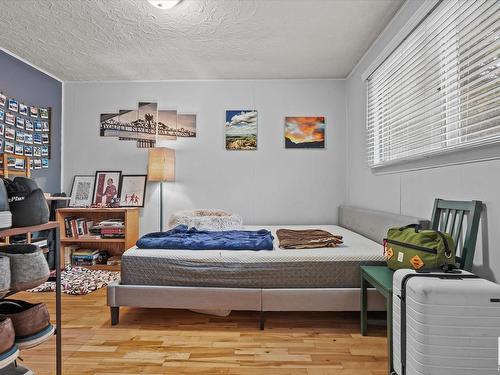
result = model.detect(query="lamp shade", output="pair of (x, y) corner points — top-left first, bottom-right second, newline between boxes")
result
(147, 147), (175, 182)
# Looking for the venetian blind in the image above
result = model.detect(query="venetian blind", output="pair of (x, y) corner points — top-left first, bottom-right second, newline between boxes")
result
(367, 0), (500, 168)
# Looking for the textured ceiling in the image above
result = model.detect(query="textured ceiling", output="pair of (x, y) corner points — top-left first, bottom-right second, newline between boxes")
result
(0, 0), (403, 81)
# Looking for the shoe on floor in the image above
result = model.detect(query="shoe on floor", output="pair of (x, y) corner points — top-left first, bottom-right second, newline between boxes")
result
(0, 318), (19, 369)
(0, 300), (54, 350)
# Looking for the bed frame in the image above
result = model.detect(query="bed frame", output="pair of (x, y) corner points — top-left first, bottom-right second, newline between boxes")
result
(107, 205), (429, 328)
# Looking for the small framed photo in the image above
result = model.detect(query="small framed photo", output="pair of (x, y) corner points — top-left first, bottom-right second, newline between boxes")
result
(5, 113), (15, 126)
(24, 133), (33, 144)
(4, 141), (14, 154)
(19, 103), (28, 116)
(0, 93), (6, 107)
(14, 143), (23, 156)
(0, 124), (4, 136)
(42, 121), (50, 132)
(0, 109), (4, 121)
(0, 140), (3, 153)
(42, 133), (49, 144)
(33, 133), (42, 144)
(34, 121), (43, 132)
(39, 108), (49, 119)
(25, 120), (34, 131)
(8, 99), (18, 112)
(69, 175), (95, 207)
(16, 130), (25, 143)
(42, 158), (49, 168)
(34, 159), (42, 169)
(41, 145), (49, 156)
(15, 158), (25, 170)
(119, 175), (147, 207)
(30, 106), (38, 118)
(7, 157), (15, 168)
(5, 127), (15, 140)
(16, 117), (24, 129)
(33, 146), (41, 157)
(24, 145), (33, 156)
(93, 171), (121, 205)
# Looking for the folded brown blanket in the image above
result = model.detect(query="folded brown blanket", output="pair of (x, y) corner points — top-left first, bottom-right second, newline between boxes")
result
(276, 229), (344, 249)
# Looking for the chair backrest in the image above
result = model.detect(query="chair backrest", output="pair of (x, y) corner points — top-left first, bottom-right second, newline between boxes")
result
(430, 199), (482, 271)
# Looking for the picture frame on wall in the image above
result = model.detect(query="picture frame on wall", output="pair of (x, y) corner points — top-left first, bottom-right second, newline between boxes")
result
(5, 113), (15, 126)
(24, 146), (33, 157)
(0, 124), (4, 137)
(41, 158), (49, 168)
(42, 121), (50, 132)
(34, 159), (41, 169)
(25, 133), (33, 144)
(14, 144), (23, 156)
(16, 117), (24, 129)
(25, 120), (34, 131)
(4, 141), (14, 154)
(5, 127), (15, 140)
(30, 106), (38, 118)
(92, 171), (121, 206)
(0, 93), (6, 107)
(39, 108), (49, 119)
(0, 109), (4, 121)
(8, 99), (18, 112)
(119, 175), (147, 207)
(19, 103), (28, 116)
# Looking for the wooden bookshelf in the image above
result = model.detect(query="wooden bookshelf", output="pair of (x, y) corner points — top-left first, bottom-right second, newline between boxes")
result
(55, 207), (139, 270)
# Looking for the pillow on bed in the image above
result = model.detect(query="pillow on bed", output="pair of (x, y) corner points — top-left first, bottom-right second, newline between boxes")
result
(168, 209), (243, 231)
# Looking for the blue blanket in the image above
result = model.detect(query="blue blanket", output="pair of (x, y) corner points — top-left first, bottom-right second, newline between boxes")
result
(136, 225), (274, 251)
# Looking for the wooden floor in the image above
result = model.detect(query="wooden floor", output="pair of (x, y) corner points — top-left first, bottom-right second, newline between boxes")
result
(16, 289), (388, 375)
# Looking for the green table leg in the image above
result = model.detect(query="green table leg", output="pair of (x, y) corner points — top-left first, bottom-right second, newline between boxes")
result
(387, 294), (393, 374)
(360, 272), (368, 336)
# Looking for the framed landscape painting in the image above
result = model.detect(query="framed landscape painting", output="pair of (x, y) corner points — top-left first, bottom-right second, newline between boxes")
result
(284, 116), (325, 149)
(225, 110), (257, 150)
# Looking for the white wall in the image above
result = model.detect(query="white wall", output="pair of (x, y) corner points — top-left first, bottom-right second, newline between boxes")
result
(63, 79), (346, 235)
(346, 0), (500, 282)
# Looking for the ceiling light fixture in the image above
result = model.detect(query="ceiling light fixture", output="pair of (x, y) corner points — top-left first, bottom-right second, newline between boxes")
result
(147, 0), (182, 10)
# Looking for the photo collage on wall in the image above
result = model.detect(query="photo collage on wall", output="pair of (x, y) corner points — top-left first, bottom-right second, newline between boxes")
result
(99, 102), (196, 149)
(0, 91), (51, 171)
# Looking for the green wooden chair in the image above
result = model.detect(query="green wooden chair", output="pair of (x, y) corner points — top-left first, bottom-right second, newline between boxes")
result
(360, 198), (483, 373)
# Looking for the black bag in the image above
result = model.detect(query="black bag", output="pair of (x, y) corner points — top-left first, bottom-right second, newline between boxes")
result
(2, 177), (49, 227)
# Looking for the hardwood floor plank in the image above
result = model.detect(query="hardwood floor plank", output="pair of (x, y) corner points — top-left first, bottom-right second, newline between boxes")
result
(13, 289), (387, 374)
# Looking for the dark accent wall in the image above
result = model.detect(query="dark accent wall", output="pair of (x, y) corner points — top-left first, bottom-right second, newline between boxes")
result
(0, 50), (62, 193)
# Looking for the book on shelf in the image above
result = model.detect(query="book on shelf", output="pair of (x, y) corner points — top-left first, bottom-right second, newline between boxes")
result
(66, 247), (109, 266)
(64, 216), (94, 239)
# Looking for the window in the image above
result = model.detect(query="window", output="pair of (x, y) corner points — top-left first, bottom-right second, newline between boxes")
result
(367, 0), (500, 168)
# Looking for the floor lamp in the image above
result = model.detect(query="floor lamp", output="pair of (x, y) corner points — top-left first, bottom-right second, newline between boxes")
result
(147, 147), (175, 231)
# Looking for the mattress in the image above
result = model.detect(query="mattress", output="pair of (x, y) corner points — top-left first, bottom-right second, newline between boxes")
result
(121, 225), (385, 288)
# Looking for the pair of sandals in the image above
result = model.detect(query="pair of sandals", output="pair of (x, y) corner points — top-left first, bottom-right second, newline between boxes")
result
(0, 300), (54, 369)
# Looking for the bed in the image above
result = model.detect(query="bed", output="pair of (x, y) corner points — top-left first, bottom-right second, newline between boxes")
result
(107, 206), (428, 327)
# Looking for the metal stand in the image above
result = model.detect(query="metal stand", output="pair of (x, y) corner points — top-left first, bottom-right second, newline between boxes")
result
(0, 222), (62, 375)
(159, 181), (164, 232)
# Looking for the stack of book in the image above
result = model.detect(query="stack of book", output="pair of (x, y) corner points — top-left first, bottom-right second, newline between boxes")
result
(71, 248), (108, 266)
(94, 219), (125, 239)
(63, 217), (97, 239)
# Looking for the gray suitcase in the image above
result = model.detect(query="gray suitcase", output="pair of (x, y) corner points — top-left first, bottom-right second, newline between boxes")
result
(393, 268), (500, 375)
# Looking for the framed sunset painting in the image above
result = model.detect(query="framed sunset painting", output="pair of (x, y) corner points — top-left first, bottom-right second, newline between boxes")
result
(284, 116), (325, 149)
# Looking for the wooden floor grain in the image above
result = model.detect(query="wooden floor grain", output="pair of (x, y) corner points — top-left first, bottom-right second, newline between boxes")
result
(15, 289), (388, 375)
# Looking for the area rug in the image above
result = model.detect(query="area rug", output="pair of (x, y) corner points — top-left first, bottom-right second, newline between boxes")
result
(27, 266), (120, 295)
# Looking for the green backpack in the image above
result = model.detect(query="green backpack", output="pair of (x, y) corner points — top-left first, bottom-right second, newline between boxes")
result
(385, 224), (456, 271)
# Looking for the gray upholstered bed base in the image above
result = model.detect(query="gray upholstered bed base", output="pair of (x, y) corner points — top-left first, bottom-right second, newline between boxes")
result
(107, 205), (428, 328)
